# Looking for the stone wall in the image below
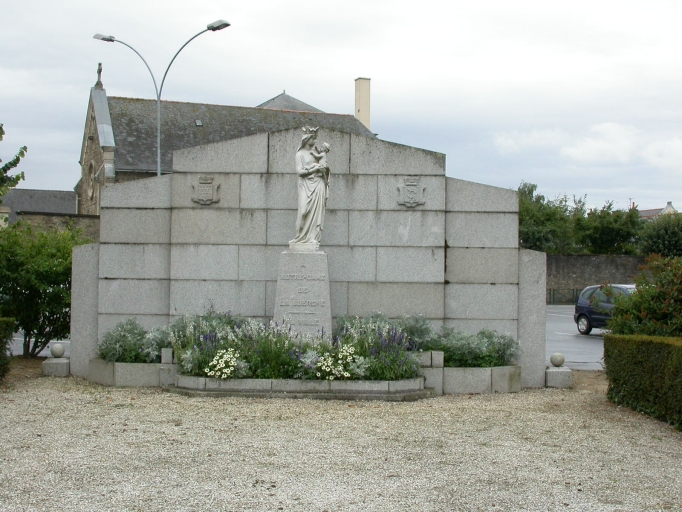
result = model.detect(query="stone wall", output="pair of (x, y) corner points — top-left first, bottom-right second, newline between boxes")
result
(547, 254), (645, 294)
(76, 127), (546, 386)
(17, 212), (100, 240)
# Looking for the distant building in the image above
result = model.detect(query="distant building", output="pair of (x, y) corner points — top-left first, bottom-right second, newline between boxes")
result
(639, 201), (678, 221)
(0, 188), (77, 225)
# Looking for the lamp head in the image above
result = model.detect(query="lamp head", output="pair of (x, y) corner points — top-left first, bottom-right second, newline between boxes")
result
(93, 34), (116, 42)
(207, 20), (230, 31)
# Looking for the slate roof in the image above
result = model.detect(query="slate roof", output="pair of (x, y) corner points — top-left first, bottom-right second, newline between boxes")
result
(1, 189), (77, 225)
(256, 92), (324, 113)
(107, 97), (374, 173)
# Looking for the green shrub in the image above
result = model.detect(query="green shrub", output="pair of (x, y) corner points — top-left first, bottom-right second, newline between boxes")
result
(639, 213), (682, 258)
(0, 317), (14, 383)
(98, 318), (170, 363)
(608, 255), (682, 336)
(604, 334), (682, 430)
(422, 328), (520, 368)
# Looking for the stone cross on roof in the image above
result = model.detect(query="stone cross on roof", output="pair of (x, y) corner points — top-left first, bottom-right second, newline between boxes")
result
(95, 63), (103, 90)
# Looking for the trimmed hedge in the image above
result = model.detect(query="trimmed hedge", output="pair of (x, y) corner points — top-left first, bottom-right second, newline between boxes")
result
(604, 334), (682, 430)
(0, 318), (14, 383)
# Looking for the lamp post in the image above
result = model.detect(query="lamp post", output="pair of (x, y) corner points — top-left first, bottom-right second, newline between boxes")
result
(94, 20), (230, 177)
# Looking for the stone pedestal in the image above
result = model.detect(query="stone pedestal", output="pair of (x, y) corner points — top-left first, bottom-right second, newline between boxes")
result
(273, 249), (332, 338)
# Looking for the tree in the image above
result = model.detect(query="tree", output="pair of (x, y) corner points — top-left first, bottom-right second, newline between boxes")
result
(608, 255), (682, 337)
(0, 123), (27, 200)
(0, 224), (89, 357)
(518, 182), (584, 254)
(577, 202), (642, 255)
(639, 213), (682, 258)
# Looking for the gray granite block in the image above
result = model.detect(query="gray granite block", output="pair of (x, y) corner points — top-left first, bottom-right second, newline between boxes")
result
(98, 279), (170, 315)
(445, 248), (519, 284)
(170, 244), (239, 280)
(171, 209), (267, 245)
(269, 129), (350, 175)
(99, 244), (171, 280)
(176, 375), (206, 390)
(266, 281), (277, 317)
(431, 351), (444, 368)
(159, 364), (178, 387)
(443, 367), (491, 394)
(266, 209), (349, 246)
(101, 174), (172, 209)
(445, 284), (518, 320)
(42, 358), (70, 377)
(330, 281), (348, 318)
(170, 172), (240, 209)
(326, 175), (377, 210)
(350, 135), (445, 176)
(349, 211), (445, 247)
(170, 280), (266, 317)
(414, 351), (432, 368)
(519, 249), (547, 388)
(418, 368), (443, 395)
(161, 348), (174, 365)
(443, 319), (518, 337)
(206, 378), (272, 391)
(445, 212), (518, 248)
(238, 245), (285, 281)
(446, 177), (518, 213)
(240, 174), (297, 209)
(114, 363), (161, 387)
(491, 365), (522, 393)
(388, 378), (423, 393)
(330, 380), (389, 393)
(376, 247), (444, 283)
(377, 175), (446, 211)
(271, 380), (331, 392)
(546, 367), (573, 388)
(100, 209), (171, 244)
(70, 244), (99, 378)
(325, 246), (376, 282)
(173, 133), (268, 174)
(348, 283), (444, 318)
(89, 358), (115, 387)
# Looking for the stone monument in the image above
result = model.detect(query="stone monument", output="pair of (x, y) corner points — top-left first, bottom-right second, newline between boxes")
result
(273, 127), (333, 337)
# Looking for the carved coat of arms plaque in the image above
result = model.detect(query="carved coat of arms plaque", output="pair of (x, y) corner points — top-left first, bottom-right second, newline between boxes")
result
(191, 175), (220, 205)
(397, 177), (426, 208)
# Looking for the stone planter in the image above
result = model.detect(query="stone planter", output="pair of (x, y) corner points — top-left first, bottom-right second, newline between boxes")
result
(442, 365), (521, 394)
(88, 359), (179, 388)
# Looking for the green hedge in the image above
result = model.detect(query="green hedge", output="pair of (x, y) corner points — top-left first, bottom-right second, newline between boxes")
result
(604, 334), (682, 430)
(0, 318), (14, 383)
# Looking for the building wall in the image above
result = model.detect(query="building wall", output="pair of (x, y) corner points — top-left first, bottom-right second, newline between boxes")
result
(16, 213), (99, 241)
(78, 101), (104, 216)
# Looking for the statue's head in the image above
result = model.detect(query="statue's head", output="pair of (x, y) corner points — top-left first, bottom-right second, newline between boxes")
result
(299, 126), (319, 149)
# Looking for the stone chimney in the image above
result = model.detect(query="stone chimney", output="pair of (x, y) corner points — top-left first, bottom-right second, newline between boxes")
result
(354, 78), (371, 130)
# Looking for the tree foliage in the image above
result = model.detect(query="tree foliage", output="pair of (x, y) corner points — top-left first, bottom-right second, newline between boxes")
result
(639, 213), (682, 258)
(0, 123), (27, 201)
(518, 182), (643, 255)
(0, 224), (89, 357)
(608, 255), (682, 337)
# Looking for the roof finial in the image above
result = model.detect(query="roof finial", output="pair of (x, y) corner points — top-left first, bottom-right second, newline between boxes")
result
(95, 62), (104, 90)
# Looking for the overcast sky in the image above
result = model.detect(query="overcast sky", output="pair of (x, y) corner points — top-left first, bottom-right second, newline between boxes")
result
(2, 0), (681, 210)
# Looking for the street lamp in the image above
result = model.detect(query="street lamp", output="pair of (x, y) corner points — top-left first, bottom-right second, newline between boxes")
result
(94, 20), (230, 177)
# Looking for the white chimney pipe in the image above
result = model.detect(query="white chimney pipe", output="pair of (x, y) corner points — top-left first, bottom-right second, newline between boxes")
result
(355, 77), (371, 130)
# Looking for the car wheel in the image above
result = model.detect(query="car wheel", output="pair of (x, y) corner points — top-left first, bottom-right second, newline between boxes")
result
(577, 315), (592, 335)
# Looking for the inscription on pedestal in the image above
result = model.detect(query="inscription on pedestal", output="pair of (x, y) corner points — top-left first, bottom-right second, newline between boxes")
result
(273, 252), (332, 338)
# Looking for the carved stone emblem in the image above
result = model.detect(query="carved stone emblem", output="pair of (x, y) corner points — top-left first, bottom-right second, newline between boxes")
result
(397, 177), (426, 208)
(191, 175), (220, 205)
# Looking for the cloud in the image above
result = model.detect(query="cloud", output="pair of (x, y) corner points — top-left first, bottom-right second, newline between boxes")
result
(493, 128), (568, 153)
(560, 122), (639, 163)
(640, 138), (682, 171)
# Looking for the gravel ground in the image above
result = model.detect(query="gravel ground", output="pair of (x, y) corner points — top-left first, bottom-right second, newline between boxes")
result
(1, 375), (680, 512)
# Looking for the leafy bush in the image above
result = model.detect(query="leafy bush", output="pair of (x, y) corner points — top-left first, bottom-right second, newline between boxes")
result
(0, 317), (13, 383)
(639, 213), (682, 258)
(421, 328), (520, 368)
(608, 255), (682, 337)
(604, 333), (682, 430)
(98, 318), (171, 363)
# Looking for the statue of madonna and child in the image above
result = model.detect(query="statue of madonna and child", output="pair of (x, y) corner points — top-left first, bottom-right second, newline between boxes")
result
(289, 126), (331, 251)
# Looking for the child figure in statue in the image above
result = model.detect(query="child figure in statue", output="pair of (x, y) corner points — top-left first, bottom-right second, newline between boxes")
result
(289, 127), (331, 248)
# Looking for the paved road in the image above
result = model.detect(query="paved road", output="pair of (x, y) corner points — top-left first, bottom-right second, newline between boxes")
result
(545, 305), (604, 370)
(10, 307), (601, 370)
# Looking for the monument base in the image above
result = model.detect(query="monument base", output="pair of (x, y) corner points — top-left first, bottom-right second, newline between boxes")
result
(273, 250), (332, 339)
